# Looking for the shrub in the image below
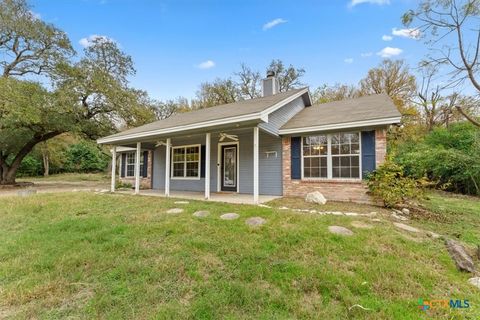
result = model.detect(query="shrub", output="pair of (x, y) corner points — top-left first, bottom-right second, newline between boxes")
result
(396, 122), (480, 195)
(17, 155), (43, 177)
(63, 142), (109, 173)
(367, 159), (420, 207)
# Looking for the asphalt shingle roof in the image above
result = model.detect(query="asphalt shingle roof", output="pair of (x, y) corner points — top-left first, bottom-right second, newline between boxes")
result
(281, 93), (401, 131)
(100, 88), (308, 142)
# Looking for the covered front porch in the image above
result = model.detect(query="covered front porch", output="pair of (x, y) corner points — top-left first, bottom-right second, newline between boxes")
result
(117, 189), (280, 205)
(109, 125), (283, 205)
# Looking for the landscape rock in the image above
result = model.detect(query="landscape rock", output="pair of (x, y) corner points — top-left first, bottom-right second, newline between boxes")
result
(445, 239), (475, 273)
(426, 231), (441, 239)
(391, 213), (409, 221)
(401, 208), (410, 215)
(344, 212), (359, 216)
(328, 226), (354, 236)
(166, 208), (184, 215)
(278, 206), (289, 210)
(257, 204), (271, 208)
(351, 221), (373, 229)
(220, 213), (239, 220)
(193, 210), (209, 218)
(393, 222), (419, 233)
(468, 277), (480, 290)
(17, 189), (37, 197)
(245, 217), (266, 227)
(305, 191), (327, 205)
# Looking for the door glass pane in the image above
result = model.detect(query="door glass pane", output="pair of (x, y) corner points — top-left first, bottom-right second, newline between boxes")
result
(223, 147), (236, 187)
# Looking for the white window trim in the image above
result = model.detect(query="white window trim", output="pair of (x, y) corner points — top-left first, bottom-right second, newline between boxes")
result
(300, 132), (362, 181)
(125, 151), (145, 178)
(171, 144), (201, 180)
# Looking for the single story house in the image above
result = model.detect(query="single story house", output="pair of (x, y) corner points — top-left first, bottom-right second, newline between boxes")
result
(98, 72), (401, 204)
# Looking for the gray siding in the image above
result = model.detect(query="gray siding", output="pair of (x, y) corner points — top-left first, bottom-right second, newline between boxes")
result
(152, 130), (283, 196)
(259, 96), (305, 134)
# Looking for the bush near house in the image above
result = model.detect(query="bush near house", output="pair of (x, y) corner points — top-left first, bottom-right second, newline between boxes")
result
(367, 159), (420, 207)
(395, 122), (480, 196)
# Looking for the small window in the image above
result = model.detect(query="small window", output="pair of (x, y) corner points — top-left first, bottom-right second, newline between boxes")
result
(125, 152), (144, 177)
(172, 145), (200, 179)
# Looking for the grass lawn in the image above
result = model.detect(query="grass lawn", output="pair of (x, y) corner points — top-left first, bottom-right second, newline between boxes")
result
(419, 191), (480, 246)
(0, 192), (479, 319)
(17, 173), (110, 183)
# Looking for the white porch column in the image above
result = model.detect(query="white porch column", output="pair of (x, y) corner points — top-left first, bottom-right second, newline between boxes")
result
(110, 146), (116, 193)
(205, 133), (211, 199)
(253, 127), (259, 204)
(165, 138), (171, 197)
(134, 142), (141, 194)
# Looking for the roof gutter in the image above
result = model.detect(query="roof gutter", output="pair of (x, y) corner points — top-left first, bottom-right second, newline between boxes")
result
(278, 116), (401, 135)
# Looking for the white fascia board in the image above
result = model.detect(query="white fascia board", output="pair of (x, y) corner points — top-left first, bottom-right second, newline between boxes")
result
(259, 88), (309, 118)
(278, 117), (401, 135)
(97, 112), (263, 144)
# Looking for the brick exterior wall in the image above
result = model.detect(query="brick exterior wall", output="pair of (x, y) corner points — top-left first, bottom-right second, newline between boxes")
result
(282, 128), (388, 204)
(375, 128), (387, 167)
(119, 150), (153, 189)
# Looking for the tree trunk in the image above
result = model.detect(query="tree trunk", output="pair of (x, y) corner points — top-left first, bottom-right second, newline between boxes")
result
(456, 106), (480, 128)
(42, 151), (49, 177)
(0, 131), (62, 185)
(0, 163), (21, 185)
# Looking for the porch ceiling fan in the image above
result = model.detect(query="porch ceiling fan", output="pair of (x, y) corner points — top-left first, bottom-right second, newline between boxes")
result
(219, 132), (238, 142)
(155, 140), (169, 147)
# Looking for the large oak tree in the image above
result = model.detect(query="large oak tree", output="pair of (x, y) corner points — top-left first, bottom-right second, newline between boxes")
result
(0, 0), (156, 184)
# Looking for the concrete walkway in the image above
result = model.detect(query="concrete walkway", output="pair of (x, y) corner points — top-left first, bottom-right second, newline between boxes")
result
(117, 189), (280, 205)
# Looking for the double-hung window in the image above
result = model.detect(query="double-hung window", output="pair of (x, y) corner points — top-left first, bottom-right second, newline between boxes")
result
(302, 135), (328, 178)
(302, 132), (361, 179)
(172, 145), (201, 179)
(125, 152), (144, 177)
(331, 132), (360, 179)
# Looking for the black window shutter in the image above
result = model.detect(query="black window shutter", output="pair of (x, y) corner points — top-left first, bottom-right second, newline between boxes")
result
(200, 145), (206, 178)
(361, 131), (376, 179)
(142, 151), (148, 177)
(291, 137), (301, 179)
(120, 153), (126, 177)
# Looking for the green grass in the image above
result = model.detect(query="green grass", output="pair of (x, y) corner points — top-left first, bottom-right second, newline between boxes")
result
(0, 192), (479, 319)
(418, 191), (480, 245)
(17, 173), (109, 183)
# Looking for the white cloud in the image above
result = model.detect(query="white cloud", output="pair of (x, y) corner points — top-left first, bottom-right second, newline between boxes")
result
(79, 34), (115, 47)
(361, 52), (373, 57)
(392, 28), (420, 39)
(197, 60), (215, 69)
(382, 35), (393, 41)
(349, 0), (390, 8)
(377, 47), (403, 58)
(344, 58), (354, 64)
(263, 18), (287, 30)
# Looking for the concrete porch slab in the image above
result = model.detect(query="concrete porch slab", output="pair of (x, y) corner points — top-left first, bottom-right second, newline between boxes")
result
(117, 189), (280, 205)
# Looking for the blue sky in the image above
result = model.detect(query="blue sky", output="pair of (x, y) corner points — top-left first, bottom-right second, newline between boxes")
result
(32, 0), (426, 100)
